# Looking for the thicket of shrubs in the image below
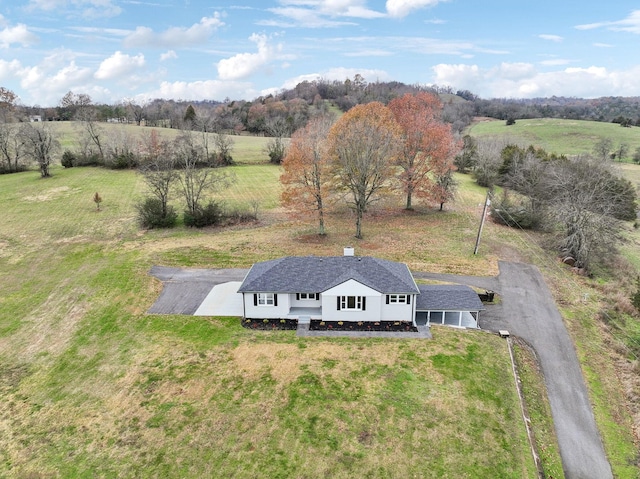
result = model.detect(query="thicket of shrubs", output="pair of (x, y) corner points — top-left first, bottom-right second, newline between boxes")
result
(136, 198), (257, 229)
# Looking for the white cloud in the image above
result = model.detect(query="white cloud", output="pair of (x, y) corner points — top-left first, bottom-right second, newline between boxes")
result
(575, 10), (640, 34)
(262, 7), (357, 28)
(217, 33), (288, 81)
(538, 34), (563, 42)
(0, 23), (38, 48)
(495, 62), (537, 81)
(17, 60), (95, 105)
(343, 49), (393, 57)
(94, 51), (145, 80)
(263, 0), (384, 28)
(160, 50), (177, 61)
(386, 0), (447, 18)
(431, 62), (640, 99)
(142, 79), (258, 102)
(297, 0), (384, 18)
(124, 14), (224, 48)
(0, 59), (24, 80)
(27, 0), (122, 18)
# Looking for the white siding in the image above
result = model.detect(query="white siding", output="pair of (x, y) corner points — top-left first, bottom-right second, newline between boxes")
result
(290, 294), (321, 308)
(322, 280), (383, 322)
(243, 293), (290, 319)
(380, 297), (415, 322)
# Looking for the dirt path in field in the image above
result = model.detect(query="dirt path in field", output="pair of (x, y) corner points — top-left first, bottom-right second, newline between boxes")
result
(416, 261), (613, 479)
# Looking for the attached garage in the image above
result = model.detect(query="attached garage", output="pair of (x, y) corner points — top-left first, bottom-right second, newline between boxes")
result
(415, 285), (484, 329)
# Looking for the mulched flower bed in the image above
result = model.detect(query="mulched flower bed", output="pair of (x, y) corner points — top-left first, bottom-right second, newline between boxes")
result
(241, 318), (298, 330)
(310, 320), (417, 332)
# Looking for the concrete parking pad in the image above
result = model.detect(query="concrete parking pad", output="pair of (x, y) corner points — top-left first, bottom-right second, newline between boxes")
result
(194, 281), (244, 316)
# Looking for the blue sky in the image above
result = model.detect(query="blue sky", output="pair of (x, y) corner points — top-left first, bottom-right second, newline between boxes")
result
(1, 0), (640, 106)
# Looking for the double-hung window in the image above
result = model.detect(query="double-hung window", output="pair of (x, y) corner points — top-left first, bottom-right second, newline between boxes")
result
(257, 293), (275, 306)
(386, 294), (409, 304)
(297, 293), (319, 300)
(338, 295), (365, 311)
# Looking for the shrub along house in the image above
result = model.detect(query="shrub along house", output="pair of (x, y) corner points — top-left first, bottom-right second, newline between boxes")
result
(237, 248), (484, 331)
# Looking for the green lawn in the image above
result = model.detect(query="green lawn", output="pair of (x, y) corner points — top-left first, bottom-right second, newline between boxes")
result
(469, 118), (640, 159)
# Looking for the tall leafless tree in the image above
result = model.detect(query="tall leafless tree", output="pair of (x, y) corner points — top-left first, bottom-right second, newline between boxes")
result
(20, 123), (59, 178)
(0, 123), (26, 173)
(174, 131), (234, 216)
(534, 155), (634, 269)
(138, 130), (178, 220)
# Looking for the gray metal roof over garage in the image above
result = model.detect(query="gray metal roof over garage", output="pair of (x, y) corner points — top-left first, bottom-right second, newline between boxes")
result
(237, 256), (420, 294)
(416, 285), (485, 311)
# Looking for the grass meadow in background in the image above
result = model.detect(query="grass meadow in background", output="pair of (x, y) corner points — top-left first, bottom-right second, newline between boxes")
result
(469, 118), (640, 158)
(2, 118), (640, 477)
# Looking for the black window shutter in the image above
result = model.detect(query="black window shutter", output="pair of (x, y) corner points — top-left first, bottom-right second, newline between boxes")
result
(386, 295), (390, 304)
(337, 297), (341, 310)
(274, 294), (278, 306)
(253, 294), (257, 306)
(407, 295), (411, 305)
(315, 293), (320, 300)
(296, 293), (300, 300)
(362, 297), (366, 310)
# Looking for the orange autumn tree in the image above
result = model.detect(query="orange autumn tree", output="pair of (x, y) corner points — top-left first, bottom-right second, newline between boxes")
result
(388, 92), (459, 210)
(280, 114), (335, 235)
(327, 102), (402, 239)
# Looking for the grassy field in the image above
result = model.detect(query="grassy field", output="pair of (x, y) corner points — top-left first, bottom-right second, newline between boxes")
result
(46, 121), (274, 164)
(1, 117), (639, 477)
(0, 161), (550, 478)
(469, 117), (640, 159)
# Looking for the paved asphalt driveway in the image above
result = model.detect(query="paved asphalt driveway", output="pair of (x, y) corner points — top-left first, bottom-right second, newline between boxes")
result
(148, 266), (248, 315)
(415, 261), (613, 479)
(150, 261), (613, 478)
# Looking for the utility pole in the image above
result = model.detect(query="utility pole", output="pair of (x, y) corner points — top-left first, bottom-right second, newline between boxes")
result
(473, 191), (491, 255)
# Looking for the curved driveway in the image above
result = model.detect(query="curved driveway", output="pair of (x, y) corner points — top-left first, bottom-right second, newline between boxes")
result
(150, 262), (613, 478)
(415, 261), (613, 479)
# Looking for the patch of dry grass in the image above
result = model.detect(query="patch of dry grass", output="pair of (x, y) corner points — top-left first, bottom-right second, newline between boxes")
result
(2, 330), (536, 478)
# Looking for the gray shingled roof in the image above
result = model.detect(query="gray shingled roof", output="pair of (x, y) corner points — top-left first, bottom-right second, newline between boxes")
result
(415, 285), (485, 311)
(238, 256), (420, 294)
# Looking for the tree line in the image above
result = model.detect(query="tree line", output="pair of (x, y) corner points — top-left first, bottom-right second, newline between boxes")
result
(455, 138), (638, 271)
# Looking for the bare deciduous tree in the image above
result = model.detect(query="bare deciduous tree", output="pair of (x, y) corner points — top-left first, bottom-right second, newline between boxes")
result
(174, 131), (234, 216)
(0, 123), (26, 173)
(214, 132), (234, 165)
(593, 137), (613, 161)
(474, 137), (509, 188)
(0, 87), (18, 123)
(20, 123), (59, 178)
(138, 130), (177, 220)
(541, 155), (634, 269)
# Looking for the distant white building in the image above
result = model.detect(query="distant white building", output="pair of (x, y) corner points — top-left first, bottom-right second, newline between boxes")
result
(29, 115), (42, 122)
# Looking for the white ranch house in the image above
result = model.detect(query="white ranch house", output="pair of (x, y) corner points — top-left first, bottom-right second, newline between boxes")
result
(238, 250), (484, 329)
